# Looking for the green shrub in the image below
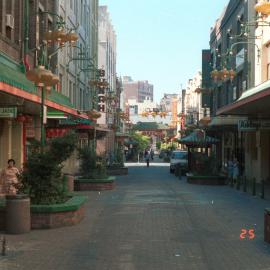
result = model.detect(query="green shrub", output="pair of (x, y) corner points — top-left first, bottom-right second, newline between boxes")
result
(19, 133), (77, 205)
(78, 147), (107, 179)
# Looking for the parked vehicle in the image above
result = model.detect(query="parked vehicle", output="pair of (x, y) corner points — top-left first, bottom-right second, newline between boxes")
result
(169, 150), (188, 173)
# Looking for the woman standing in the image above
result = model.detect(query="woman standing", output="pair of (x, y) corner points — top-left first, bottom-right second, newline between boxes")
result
(0, 159), (20, 195)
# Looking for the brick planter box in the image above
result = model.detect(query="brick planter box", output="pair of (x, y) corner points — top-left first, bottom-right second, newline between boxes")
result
(187, 174), (226, 185)
(0, 196), (87, 230)
(74, 176), (116, 191)
(107, 167), (128, 176)
(264, 209), (270, 243)
(31, 196), (87, 229)
(0, 201), (5, 231)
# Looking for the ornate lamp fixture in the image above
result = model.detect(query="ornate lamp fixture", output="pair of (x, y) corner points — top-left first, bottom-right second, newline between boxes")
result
(87, 109), (102, 120)
(229, 69), (236, 82)
(255, 0), (270, 17)
(211, 69), (220, 82)
(26, 65), (59, 90)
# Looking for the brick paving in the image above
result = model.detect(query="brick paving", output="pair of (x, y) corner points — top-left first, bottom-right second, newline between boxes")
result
(1, 162), (270, 269)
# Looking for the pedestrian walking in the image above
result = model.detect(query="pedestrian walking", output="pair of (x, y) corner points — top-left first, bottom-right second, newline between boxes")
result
(150, 148), (154, 161)
(144, 149), (150, 167)
(227, 158), (233, 185)
(233, 158), (239, 184)
(0, 159), (20, 195)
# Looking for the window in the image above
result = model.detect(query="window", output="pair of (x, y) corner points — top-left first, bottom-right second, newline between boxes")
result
(59, 74), (63, 93)
(69, 80), (72, 100)
(73, 83), (76, 106)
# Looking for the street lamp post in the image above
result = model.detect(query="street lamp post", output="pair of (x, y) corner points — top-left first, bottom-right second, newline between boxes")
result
(26, 12), (79, 150)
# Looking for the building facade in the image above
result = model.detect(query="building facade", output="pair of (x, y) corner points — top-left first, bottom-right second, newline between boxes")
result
(122, 76), (154, 104)
(205, 0), (256, 172)
(96, 5), (117, 156)
(0, 0), (99, 174)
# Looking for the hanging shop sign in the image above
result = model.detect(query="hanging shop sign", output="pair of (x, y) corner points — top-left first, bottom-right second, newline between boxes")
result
(0, 107), (17, 118)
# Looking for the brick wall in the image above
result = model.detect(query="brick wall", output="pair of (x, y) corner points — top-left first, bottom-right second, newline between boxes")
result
(31, 206), (85, 229)
(75, 182), (116, 191)
(0, 205), (85, 231)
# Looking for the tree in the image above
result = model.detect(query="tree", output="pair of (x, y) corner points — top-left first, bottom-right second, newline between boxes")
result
(131, 132), (150, 153)
(19, 133), (77, 205)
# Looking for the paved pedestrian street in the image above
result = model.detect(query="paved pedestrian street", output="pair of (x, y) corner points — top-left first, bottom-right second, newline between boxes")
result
(1, 163), (270, 270)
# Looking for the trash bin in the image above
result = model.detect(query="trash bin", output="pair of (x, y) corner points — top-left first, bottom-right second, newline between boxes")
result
(6, 194), (30, 234)
(64, 174), (74, 193)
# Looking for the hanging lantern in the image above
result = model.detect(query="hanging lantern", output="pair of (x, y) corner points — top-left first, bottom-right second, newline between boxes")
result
(211, 69), (219, 82)
(87, 109), (102, 120)
(44, 30), (53, 43)
(151, 112), (157, 118)
(229, 69), (236, 82)
(255, 0), (270, 16)
(64, 31), (79, 44)
(53, 28), (66, 44)
(26, 66), (48, 87)
(220, 68), (229, 81)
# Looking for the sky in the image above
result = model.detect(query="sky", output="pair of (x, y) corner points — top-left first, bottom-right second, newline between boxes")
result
(99, 0), (229, 102)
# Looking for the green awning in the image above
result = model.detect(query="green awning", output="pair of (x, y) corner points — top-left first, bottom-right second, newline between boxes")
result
(0, 52), (74, 109)
(178, 129), (219, 147)
(59, 118), (96, 126)
(0, 53), (37, 94)
(47, 110), (67, 119)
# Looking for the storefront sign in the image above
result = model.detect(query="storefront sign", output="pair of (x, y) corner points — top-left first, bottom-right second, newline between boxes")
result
(238, 120), (270, 131)
(0, 107), (17, 118)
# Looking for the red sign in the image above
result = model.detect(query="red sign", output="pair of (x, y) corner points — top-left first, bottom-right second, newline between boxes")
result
(180, 114), (185, 130)
(46, 128), (69, 138)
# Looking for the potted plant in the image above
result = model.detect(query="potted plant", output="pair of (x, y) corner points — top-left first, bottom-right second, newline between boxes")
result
(75, 147), (116, 191)
(16, 133), (88, 229)
(107, 146), (128, 176)
(186, 152), (226, 185)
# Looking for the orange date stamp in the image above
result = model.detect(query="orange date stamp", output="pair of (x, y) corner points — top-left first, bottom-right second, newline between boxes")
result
(240, 229), (255, 240)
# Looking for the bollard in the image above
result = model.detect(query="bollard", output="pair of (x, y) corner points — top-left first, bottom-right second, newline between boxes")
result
(178, 168), (182, 180)
(236, 176), (240, 190)
(243, 176), (247, 192)
(252, 178), (256, 196)
(261, 179), (265, 199)
(230, 177), (234, 188)
(1, 236), (6, 256)
(174, 164), (180, 177)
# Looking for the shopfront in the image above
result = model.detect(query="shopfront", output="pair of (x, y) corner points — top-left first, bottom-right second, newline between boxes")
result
(217, 80), (270, 182)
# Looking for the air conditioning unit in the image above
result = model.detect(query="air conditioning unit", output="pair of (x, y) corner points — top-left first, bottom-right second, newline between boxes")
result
(5, 14), (14, 29)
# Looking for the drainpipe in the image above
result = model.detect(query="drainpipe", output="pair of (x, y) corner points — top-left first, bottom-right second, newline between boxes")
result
(23, 0), (29, 69)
